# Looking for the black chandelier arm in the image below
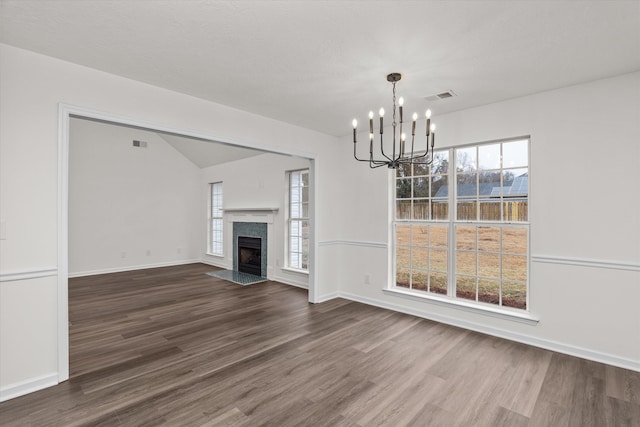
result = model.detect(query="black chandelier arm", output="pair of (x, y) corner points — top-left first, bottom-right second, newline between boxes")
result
(353, 154), (372, 163)
(392, 126), (397, 161)
(353, 134), (386, 164)
(355, 136), (435, 168)
(407, 149), (434, 165)
(368, 154), (390, 166)
(397, 154), (434, 167)
(369, 160), (389, 169)
(414, 145), (433, 159)
(353, 141), (389, 166)
(410, 135), (416, 159)
(398, 124), (403, 159)
(378, 133), (394, 162)
(353, 143), (374, 163)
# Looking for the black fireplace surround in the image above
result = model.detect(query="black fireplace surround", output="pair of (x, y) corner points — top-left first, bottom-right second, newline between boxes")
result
(237, 236), (262, 276)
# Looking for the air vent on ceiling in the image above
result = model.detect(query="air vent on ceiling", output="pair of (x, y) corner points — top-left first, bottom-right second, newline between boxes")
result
(132, 140), (148, 148)
(424, 90), (456, 102)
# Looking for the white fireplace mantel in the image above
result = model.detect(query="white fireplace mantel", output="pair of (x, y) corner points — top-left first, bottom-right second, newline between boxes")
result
(223, 207), (279, 213)
(224, 207), (278, 225)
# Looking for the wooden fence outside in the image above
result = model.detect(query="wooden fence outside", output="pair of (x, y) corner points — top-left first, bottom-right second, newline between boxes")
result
(397, 200), (528, 222)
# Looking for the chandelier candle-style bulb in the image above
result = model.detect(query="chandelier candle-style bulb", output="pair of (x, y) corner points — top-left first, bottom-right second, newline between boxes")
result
(379, 108), (385, 134)
(430, 123), (436, 146)
(412, 112), (418, 135)
(369, 111), (374, 134)
(352, 119), (357, 143)
(399, 97), (404, 123)
(425, 109), (432, 136)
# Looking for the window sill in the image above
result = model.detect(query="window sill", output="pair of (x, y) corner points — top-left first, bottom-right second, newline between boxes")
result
(205, 252), (224, 258)
(382, 288), (539, 325)
(281, 267), (309, 275)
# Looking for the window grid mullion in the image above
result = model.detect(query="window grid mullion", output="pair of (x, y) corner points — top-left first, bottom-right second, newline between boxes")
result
(409, 224), (414, 289)
(500, 143), (504, 221)
(448, 147), (456, 298)
(499, 227), (503, 306)
(425, 224), (429, 292)
(426, 231), (431, 292)
(475, 225), (479, 302)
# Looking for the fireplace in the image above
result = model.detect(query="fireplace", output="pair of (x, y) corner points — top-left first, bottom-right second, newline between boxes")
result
(232, 221), (268, 277)
(237, 236), (262, 276)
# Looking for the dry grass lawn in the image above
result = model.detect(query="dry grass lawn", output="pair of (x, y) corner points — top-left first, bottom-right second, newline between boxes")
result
(396, 224), (527, 309)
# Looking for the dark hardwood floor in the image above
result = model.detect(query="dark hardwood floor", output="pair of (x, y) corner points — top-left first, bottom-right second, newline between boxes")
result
(1, 263), (638, 426)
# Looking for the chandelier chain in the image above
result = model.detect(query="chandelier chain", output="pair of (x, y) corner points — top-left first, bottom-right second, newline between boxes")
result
(392, 82), (397, 127)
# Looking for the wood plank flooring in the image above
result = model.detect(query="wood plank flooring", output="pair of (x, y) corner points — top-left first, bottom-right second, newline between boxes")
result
(1, 263), (639, 426)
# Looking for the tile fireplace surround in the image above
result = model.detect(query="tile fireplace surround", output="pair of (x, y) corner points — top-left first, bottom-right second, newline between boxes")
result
(233, 222), (267, 277)
(224, 208), (278, 279)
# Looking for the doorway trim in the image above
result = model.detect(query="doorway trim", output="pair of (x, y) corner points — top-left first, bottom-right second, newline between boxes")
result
(57, 103), (320, 382)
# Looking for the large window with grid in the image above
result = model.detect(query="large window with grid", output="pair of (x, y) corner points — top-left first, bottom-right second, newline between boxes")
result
(287, 169), (309, 270)
(394, 138), (529, 311)
(209, 182), (223, 256)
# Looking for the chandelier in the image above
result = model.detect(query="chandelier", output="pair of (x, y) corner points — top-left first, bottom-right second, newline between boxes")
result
(352, 73), (436, 169)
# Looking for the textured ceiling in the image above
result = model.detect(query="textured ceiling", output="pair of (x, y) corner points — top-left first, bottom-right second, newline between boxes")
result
(1, 0), (639, 137)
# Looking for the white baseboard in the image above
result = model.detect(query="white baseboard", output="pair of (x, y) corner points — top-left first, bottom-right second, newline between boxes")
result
(313, 291), (340, 303)
(271, 274), (309, 289)
(0, 372), (58, 402)
(199, 258), (231, 270)
(68, 259), (202, 278)
(330, 291), (640, 373)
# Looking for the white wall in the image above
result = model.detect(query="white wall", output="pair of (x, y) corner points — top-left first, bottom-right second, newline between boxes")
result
(68, 118), (202, 276)
(336, 71), (640, 370)
(0, 43), (340, 398)
(200, 153), (311, 288)
(0, 276), (58, 391)
(1, 41), (638, 401)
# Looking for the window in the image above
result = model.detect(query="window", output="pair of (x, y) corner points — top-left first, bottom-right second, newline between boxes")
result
(209, 182), (223, 255)
(395, 152), (449, 220)
(287, 169), (309, 270)
(396, 223), (448, 295)
(394, 138), (529, 310)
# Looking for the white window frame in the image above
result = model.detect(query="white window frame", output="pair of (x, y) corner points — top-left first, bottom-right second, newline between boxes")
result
(209, 182), (224, 256)
(390, 137), (532, 317)
(286, 169), (309, 271)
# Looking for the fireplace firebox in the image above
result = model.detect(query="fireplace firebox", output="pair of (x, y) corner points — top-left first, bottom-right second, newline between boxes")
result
(237, 236), (262, 276)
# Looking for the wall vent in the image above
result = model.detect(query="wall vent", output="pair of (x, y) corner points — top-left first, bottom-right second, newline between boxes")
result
(424, 90), (456, 102)
(132, 140), (148, 148)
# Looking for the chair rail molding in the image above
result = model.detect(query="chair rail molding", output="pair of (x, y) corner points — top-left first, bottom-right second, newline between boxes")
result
(532, 254), (640, 271)
(0, 268), (58, 282)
